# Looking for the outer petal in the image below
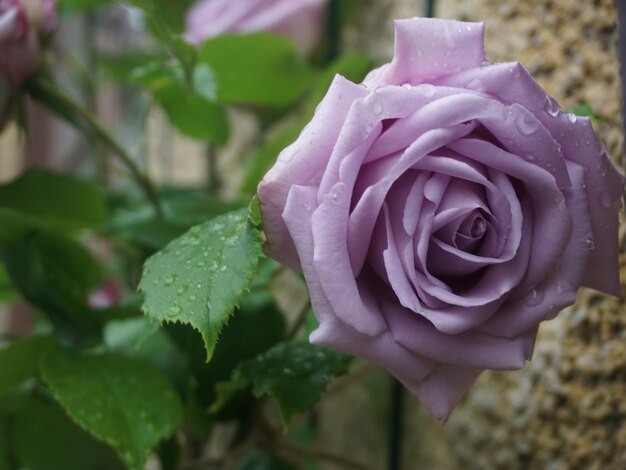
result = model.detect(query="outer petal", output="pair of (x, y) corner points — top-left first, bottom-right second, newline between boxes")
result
(440, 62), (624, 295)
(258, 74), (367, 270)
(401, 364), (482, 423)
(363, 18), (487, 88)
(282, 184), (435, 380)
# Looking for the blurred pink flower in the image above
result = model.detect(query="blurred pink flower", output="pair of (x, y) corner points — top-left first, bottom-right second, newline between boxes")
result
(185, 0), (327, 54)
(0, 0), (56, 88)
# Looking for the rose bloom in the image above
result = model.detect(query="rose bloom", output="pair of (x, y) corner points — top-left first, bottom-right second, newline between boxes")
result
(185, 0), (327, 54)
(258, 18), (624, 421)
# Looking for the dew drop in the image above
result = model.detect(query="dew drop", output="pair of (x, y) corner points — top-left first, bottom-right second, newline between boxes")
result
(164, 275), (177, 286)
(600, 191), (612, 208)
(177, 285), (188, 295)
(556, 281), (565, 296)
(420, 84), (436, 97)
(467, 78), (484, 92)
(465, 25), (472, 32)
(543, 96), (560, 117)
(372, 99), (384, 116)
(303, 202), (312, 212)
(524, 153), (536, 161)
(595, 138), (605, 154)
(524, 287), (544, 306)
(189, 294), (197, 302)
(584, 238), (596, 250)
(516, 115), (539, 135)
(220, 265), (227, 272)
(566, 113), (577, 123)
(167, 304), (181, 317)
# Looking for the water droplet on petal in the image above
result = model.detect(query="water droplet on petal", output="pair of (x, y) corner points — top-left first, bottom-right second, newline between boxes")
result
(303, 202), (312, 212)
(556, 281), (565, 295)
(543, 96), (560, 117)
(516, 114), (540, 135)
(595, 139), (605, 154)
(467, 78), (484, 92)
(584, 238), (596, 250)
(524, 287), (544, 306)
(524, 153), (536, 161)
(372, 99), (384, 116)
(566, 113), (577, 123)
(420, 84), (436, 97)
(402, 82), (412, 89)
(600, 191), (612, 208)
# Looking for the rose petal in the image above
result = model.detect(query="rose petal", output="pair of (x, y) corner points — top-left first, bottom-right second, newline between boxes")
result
(259, 74), (367, 270)
(441, 62), (623, 295)
(477, 161), (593, 337)
(363, 18), (486, 88)
(401, 364), (482, 423)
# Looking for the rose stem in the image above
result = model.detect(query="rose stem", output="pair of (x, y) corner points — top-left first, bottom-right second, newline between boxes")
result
(387, 378), (405, 470)
(25, 76), (164, 218)
(425, 0), (437, 18)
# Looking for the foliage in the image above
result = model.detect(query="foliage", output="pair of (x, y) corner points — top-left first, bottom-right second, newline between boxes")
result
(0, 1), (391, 468)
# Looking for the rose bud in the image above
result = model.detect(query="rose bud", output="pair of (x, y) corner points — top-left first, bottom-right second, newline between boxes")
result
(258, 18), (624, 422)
(0, 0), (56, 88)
(0, 0), (56, 129)
(185, 0), (327, 54)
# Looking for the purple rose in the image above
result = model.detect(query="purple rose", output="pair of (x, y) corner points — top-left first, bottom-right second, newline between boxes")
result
(185, 0), (327, 54)
(258, 18), (623, 421)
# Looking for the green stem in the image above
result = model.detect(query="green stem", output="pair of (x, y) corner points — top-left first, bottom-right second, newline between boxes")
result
(286, 300), (311, 339)
(206, 144), (219, 194)
(388, 378), (405, 470)
(425, 0), (436, 18)
(26, 78), (163, 218)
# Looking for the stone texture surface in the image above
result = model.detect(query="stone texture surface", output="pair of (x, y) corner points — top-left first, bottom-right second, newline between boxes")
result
(324, 1), (625, 469)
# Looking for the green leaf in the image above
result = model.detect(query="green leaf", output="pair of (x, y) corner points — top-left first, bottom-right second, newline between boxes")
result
(0, 335), (56, 396)
(1, 233), (102, 345)
(198, 33), (316, 106)
(13, 396), (124, 470)
(107, 189), (243, 249)
(235, 450), (296, 470)
(170, 291), (285, 411)
(236, 342), (352, 425)
(567, 103), (603, 121)
(140, 208), (264, 360)
(99, 51), (165, 82)
(125, 0), (197, 80)
(40, 350), (183, 470)
(58, 0), (113, 11)
(0, 263), (18, 301)
(306, 53), (374, 116)
(0, 169), (107, 230)
(155, 83), (229, 143)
